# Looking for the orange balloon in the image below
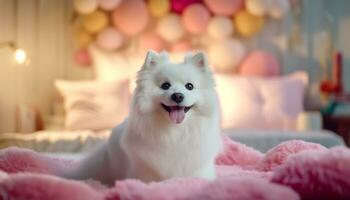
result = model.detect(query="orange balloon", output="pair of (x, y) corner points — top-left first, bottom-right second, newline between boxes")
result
(234, 10), (264, 37)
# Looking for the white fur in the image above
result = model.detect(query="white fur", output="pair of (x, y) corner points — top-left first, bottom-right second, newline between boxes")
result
(63, 51), (222, 185)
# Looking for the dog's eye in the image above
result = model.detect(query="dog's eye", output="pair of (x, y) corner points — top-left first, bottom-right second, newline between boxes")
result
(161, 82), (171, 90)
(185, 83), (194, 90)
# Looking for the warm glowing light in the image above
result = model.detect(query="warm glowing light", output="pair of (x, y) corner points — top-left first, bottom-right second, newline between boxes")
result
(14, 48), (27, 64)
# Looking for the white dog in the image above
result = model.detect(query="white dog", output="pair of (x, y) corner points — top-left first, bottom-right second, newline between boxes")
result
(63, 51), (222, 185)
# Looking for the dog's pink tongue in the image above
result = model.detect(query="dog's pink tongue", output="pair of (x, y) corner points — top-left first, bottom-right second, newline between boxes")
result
(169, 108), (185, 124)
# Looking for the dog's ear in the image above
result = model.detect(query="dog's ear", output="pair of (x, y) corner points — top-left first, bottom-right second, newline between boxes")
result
(143, 50), (168, 69)
(186, 52), (209, 71)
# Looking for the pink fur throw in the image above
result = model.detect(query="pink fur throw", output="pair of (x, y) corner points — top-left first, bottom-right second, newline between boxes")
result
(0, 137), (349, 200)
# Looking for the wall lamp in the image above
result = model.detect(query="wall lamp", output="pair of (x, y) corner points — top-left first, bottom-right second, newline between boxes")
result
(0, 41), (28, 65)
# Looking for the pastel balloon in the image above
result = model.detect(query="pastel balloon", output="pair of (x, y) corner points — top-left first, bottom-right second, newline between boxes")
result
(148, 0), (170, 17)
(157, 14), (185, 42)
(170, 0), (202, 13)
(74, 29), (93, 48)
(74, 49), (92, 66)
(207, 16), (234, 40)
(112, 0), (150, 36)
(268, 0), (290, 19)
(82, 10), (108, 34)
(239, 51), (280, 76)
(171, 40), (192, 52)
(99, 0), (121, 11)
(138, 33), (166, 54)
(96, 27), (124, 50)
(208, 39), (246, 72)
(182, 3), (210, 34)
(74, 0), (98, 14)
(234, 10), (264, 37)
(246, 0), (268, 16)
(204, 0), (243, 16)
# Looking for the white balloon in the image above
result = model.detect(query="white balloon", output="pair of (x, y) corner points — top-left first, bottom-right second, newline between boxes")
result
(207, 16), (234, 40)
(246, 0), (268, 16)
(208, 39), (246, 72)
(74, 0), (98, 14)
(99, 0), (122, 11)
(157, 14), (185, 43)
(267, 0), (290, 19)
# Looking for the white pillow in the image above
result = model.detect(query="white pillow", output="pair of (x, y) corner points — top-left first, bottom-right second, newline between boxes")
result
(55, 79), (130, 131)
(215, 71), (308, 130)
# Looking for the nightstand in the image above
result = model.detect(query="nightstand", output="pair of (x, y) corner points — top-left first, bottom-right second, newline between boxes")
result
(323, 114), (350, 146)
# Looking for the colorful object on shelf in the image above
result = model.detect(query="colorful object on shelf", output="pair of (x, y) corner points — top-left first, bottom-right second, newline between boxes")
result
(112, 0), (150, 36)
(148, 0), (170, 17)
(73, 0), (98, 14)
(82, 10), (108, 34)
(234, 10), (264, 37)
(320, 51), (343, 94)
(171, 40), (192, 52)
(138, 33), (166, 54)
(96, 27), (124, 51)
(245, 0), (268, 16)
(182, 3), (210, 34)
(74, 29), (93, 48)
(170, 0), (202, 14)
(74, 48), (92, 66)
(99, 0), (121, 11)
(268, 0), (290, 19)
(207, 16), (234, 40)
(204, 0), (244, 16)
(239, 51), (280, 76)
(208, 38), (246, 72)
(157, 14), (185, 42)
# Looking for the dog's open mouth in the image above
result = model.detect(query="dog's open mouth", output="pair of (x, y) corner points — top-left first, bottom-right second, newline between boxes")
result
(161, 104), (192, 124)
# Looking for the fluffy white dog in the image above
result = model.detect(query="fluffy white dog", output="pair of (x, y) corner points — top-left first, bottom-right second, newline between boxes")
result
(63, 51), (222, 185)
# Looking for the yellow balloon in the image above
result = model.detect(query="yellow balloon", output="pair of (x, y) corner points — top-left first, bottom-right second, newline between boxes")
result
(82, 10), (109, 34)
(74, 29), (93, 48)
(234, 10), (264, 37)
(148, 0), (170, 17)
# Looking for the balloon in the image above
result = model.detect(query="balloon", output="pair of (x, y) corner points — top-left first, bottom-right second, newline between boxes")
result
(74, 0), (98, 14)
(148, 0), (170, 17)
(234, 10), (264, 37)
(204, 0), (243, 16)
(82, 10), (108, 34)
(207, 16), (234, 40)
(268, 0), (290, 19)
(182, 3), (210, 34)
(246, 0), (268, 16)
(138, 33), (166, 54)
(96, 27), (124, 51)
(157, 14), (185, 42)
(171, 40), (192, 52)
(74, 49), (92, 66)
(112, 0), (150, 36)
(208, 39), (246, 72)
(170, 0), (202, 13)
(99, 0), (122, 11)
(239, 51), (280, 76)
(74, 29), (93, 48)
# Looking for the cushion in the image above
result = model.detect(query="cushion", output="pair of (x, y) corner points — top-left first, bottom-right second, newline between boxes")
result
(215, 71), (308, 130)
(55, 79), (130, 131)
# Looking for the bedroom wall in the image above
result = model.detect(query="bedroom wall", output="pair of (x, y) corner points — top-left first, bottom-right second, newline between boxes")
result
(0, 0), (349, 133)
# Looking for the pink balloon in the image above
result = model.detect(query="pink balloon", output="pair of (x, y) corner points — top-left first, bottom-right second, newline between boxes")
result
(239, 51), (280, 76)
(112, 0), (150, 36)
(171, 40), (192, 52)
(74, 49), (92, 66)
(138, 33), (166, 54)
(170, 0), (202, 13)
(204, 0), (243, 15)
(96, 27), (124, 50)
(182, 3), (210, 34)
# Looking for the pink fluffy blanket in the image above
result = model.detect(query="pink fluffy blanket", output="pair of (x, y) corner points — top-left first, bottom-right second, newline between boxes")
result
(0, 137), (350, 200)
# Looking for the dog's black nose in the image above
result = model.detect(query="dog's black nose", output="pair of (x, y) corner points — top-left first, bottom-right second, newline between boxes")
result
(171, 93), (184, 103)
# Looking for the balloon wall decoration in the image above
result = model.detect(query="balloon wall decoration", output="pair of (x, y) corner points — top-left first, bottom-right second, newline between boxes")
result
(71, 0), (291, 73)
